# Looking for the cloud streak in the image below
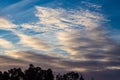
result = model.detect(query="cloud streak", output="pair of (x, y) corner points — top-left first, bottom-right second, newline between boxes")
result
(17, 33), (52, 51)
(0, 18), (16, 29)
(0, 38), (14, 49)
(32, 6), (120, 71)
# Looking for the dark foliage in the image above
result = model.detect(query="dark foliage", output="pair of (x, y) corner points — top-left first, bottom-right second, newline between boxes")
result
(0, 64), (87, 80)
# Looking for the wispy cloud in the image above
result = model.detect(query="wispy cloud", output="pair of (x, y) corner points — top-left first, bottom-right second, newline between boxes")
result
(29, 6), (120, 71)
(35, 6), (104, 29)
(0, 38), (14, 49)
(3, 50), (120, 73)
(33, 6), (111, 57)
(81, 1), (102, 10)
(4, 50), (68, 71)
(0, 17), (16, 29)
(17, 33), (52, 51)
(19, 5), (120, 65)
(1, 0), (38, 13)
(4, 50), (88, 72)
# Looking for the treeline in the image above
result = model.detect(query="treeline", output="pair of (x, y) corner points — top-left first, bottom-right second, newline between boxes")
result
(0, 64), (87, 80)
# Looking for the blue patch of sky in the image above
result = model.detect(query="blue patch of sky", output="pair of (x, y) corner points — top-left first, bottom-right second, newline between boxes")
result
(0, 0), (21, 9)
(0, 0), (38, 24)
(22, 29), (44, 35)
(52, 48), (69, 55)
(100, 0), (120, 30)
(0, 0), (56, 24)
(98, 0), (120, 42)
(0, 30), (19, 43)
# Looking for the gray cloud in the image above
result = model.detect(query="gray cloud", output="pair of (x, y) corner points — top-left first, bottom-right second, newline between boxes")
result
(3, 50), (120, 71)
(0, 48), (119, 80)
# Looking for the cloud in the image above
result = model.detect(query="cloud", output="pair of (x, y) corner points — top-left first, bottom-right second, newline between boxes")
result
(17, 33), (52, 51)
(3, 50), (120, 73)
(1, 0), (38, 13)
(0, 55), (27, 71)
(19, 6), (120, 70)
(0, 50), (119, 80)
(21, 6), (103, 33)
(0, 3), (119, 80)
(0, 38), (14, 49)
(29, 6), (120, 72)
(53, 8), (110, 56)
(4, 50), (97, 72)
(35, 6), (68, 28)
(81, 1), (102, 10)
(57, 29), (113, 56)
(0, 18), (16, 29)
(0, 1), (119, 80)
(4, 50), (68, 71)
(35, 6), (104, 29)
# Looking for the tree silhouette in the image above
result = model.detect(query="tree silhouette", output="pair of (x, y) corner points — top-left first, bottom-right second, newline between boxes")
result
(80, 75), (84, 80)
(0, 64), (86, 80)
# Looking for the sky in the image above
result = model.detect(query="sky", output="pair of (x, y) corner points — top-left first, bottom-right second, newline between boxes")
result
(0, 0), (120, 80)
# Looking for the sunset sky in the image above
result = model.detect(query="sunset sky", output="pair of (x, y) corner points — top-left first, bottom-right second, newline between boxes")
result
(0, 0), (120, 80)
